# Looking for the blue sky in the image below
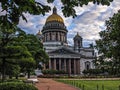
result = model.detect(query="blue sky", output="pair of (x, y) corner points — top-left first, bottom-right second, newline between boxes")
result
(1, 0), (120, 47)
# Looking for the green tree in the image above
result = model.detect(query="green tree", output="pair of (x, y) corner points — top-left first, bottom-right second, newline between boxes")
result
(0, 0), (50, 25)
(5, 31), (49, 78)
(0, 0), (50, 77)
(20, 34), (49, 69)
(95, 10), (120, 76)
(0, 26), (36, 80)
(19, 57), (36, 78)
(5, 64), (20, 79)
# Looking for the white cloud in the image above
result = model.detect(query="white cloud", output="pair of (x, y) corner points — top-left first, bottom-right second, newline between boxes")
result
(16, 0), (120, 46)
(0, 3), (6, 15)
(66, 1), (120, 46)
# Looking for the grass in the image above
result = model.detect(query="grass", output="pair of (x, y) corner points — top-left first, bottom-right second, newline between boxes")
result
(57, 79), (120, 90)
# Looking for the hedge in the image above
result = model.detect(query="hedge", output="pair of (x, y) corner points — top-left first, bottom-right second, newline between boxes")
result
(0, 82), (38, 90)
(42, 69), (66, 75)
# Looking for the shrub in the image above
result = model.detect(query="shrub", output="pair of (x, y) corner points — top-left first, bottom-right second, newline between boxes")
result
(0, 82), (38, 90)
(82, 69), (102, 75)
(42, 69), (65, 75)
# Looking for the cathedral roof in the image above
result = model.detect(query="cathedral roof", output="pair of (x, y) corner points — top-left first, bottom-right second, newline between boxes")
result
(46, 7), (64, 23)
(47, 46), (80, 58)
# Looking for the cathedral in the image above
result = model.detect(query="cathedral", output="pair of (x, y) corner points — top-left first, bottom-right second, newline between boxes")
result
(37, 7), (95, 75)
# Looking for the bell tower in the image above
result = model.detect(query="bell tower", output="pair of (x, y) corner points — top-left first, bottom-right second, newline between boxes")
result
(73, 32), (82, 52)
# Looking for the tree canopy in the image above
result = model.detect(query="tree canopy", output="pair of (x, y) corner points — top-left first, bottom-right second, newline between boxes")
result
(0, 27), (49, 80)
(0, 0), (114, 21)
(95, 10), (120, 75)
(0, 0), (50, 80)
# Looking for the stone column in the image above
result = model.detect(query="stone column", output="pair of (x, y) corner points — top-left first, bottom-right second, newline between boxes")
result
(65, 33), (67, 43)
(46, 33), (48, 41)
(77, 59), (80, 74)
(56, 32), (58, 41)
(76, 59), (80, 74)
(49, 59), (51, 69)
(61, 33), (64, 42)
(60, 32), (61, 41)
(54, 58), (56, 70)
(54, 32), (56, 41)
(59, 58), (61, 71)
(63, 33), (65, 42)
(53, 32), (55, 41)
(50, 32), (51, 40)
(74, 59), (76, 74)
(58, 32), (60, 41)
(44, 33), (46, 42)
(51, 32), (53, 40)
(68, 59), (71, 75)
(64, 59), (66, 72)
(46, 33), (47, 41)
(48, 33), (50, 41)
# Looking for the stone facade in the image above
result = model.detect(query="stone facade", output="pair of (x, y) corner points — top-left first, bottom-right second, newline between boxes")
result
(36, 7), (95, 75)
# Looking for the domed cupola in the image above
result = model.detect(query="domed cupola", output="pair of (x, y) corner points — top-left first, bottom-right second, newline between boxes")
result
(36, 30), (44, 42)
(46, 7), (64, 23)
(73, 32), (82, 52)
(41, 7), (68, 45)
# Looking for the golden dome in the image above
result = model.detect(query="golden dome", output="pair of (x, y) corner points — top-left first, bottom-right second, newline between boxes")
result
(46, 14), (64, 23)
(46, 7), (64, 23)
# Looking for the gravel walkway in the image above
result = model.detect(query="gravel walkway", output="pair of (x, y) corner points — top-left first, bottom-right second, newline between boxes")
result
(35, 78), (79, 90)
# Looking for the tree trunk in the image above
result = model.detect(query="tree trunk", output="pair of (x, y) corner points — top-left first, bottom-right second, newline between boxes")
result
(9, 75), (12, 79)
(16, 75), (18, 79)
(27, 71), (30, 78)
(1, 58), (6, 82)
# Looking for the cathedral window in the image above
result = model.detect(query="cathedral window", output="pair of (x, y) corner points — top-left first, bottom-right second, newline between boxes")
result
(92, 51), (94, 56)
(85, 61), (91, 70)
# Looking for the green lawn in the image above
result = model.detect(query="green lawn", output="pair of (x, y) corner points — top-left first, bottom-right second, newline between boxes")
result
(57, 79), (120, 90)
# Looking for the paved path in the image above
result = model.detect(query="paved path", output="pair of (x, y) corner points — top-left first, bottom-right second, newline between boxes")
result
(35, 78), (79, 90)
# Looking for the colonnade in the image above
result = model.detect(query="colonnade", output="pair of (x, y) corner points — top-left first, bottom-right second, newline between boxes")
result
(48, 58), (80, 74)
(44, 32), (67, 43)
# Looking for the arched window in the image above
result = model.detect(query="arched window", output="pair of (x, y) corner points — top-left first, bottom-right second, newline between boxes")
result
(85, 61), (91, 70)
(78, 41), (80, 47)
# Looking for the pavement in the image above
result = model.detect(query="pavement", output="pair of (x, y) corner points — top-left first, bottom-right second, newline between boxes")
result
(35, 78), (79, 90)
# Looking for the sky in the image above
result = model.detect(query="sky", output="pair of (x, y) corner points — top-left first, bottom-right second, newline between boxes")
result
(1, 0), (120, 47)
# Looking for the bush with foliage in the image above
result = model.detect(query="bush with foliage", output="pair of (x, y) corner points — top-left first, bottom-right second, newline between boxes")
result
(42, 69), (65, 75)
(82, 69), (103, 75)
(0, 82), (38, 90)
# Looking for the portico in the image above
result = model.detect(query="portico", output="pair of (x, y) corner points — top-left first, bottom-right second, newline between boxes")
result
(47, 47), (81, 74)
(49, 58), (80, 74)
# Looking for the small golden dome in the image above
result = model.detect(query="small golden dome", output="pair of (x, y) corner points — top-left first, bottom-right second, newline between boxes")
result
(37, 30), (42, 35)
(46, 7), (64, 23)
